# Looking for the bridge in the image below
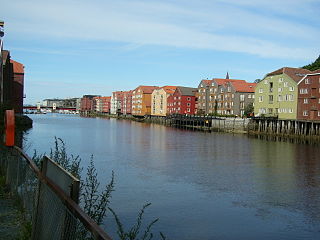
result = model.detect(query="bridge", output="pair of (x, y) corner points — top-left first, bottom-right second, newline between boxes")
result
(23, 106), (76, 111)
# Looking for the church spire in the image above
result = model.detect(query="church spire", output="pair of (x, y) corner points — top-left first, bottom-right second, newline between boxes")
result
(226, 72), (230, 79)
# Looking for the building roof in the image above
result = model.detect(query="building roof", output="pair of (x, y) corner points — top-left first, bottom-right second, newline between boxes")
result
(10, 59), (24, 74)
(230, 81), (256, 93)
(161, 85), (177, 94)
(213, 78), (246, 86)
(297, 72), (320, 85)
(176, 86), (197, 96)
(266, 67), (312, 82)
(136, 85), (159, 94)
(201, 80), (212, 86)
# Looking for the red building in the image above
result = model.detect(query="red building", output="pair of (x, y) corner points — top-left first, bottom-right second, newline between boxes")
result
(297, 72), (320, 120)
(0, 50), (24, 114)
(11, 60), (24, 114)
(121, 90), (133, 115)
(167, 86), (197, 115)
(80, 95), (100, 112)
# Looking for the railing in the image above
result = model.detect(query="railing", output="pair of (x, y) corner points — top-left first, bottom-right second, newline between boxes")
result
(0, 145), (112, 240)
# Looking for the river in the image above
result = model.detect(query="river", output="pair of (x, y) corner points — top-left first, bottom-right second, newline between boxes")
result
(24, 114), (320, 240)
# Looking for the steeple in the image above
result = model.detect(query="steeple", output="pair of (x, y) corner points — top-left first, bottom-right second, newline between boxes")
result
(226, 72), (229, 79)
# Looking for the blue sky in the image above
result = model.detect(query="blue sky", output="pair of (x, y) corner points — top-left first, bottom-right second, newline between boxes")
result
(1, 0), (319, 104)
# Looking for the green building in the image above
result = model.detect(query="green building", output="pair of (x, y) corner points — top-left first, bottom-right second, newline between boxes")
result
(254, 67), (312, 119)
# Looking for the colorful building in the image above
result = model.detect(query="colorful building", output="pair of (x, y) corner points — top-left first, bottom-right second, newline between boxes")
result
(196, 80), (212, 115)
(110, 91), (124, 115)
(93, 96), (111, 113)
(151, 86), (177, 116)
(297, 72), (320, 120)
(10, 59), (25, 114)
(254, 67), (312, 119)
(167, 86), (197, 115)
(80, 95), (100, 112)
(197, 78), (255, 116)
(132, 86), (158, 116)
(121, 90), (133, 115)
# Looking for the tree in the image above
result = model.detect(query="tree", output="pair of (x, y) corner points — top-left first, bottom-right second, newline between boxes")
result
(244, 102), (254, 117)
(302, 55), (320, 71)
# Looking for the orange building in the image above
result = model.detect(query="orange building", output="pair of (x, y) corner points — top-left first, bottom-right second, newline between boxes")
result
(132, 85), (158, 116)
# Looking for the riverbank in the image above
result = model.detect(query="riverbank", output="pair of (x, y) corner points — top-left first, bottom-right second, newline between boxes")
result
(80, 112), (320, 143)
(80, 112), (249, 133)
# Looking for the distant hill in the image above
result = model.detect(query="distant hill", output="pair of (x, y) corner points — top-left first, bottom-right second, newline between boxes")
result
(302, 55), (320, 71)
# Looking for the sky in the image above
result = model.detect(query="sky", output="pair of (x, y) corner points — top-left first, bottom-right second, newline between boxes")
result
(1, 0), (320, 104)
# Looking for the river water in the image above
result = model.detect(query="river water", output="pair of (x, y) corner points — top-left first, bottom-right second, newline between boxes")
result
(24, 114), (320, 240)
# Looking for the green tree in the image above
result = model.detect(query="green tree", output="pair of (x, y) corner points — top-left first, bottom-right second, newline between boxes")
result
(244, 102), (254, 117)
(302, 55), (320, 71)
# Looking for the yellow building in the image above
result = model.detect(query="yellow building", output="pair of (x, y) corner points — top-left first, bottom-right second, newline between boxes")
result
(151, 86), (177, 116)
(132, 85), (158, 116)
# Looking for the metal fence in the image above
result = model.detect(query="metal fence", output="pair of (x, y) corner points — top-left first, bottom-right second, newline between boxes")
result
(0, 145), (112, 240)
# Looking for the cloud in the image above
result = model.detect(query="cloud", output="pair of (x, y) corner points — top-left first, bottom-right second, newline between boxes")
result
(2, 0), (319, 60)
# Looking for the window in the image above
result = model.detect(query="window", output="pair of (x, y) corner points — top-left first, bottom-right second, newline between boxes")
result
(284, 82), (288, 87)
(304, 98), (308, 104)
(278, 95), (282, 101)
(289, 87), (294, 91)
(269, 95), (273, 103)
(318, 111), (320, 117)
(240, 95), (245, 101)
(305, 78), (310, 84)
(289, 94), (294, 101)
(303, 110), (308, 116)
(300, 88), (308, 94)
(278, 87), (283, 92)
(279, 78), (283, 82)
(259, 108), (266, 114)
(259, 88), (263, 93)
(268, 108), (273, 114)
(269, 82), (273, 92)
(289, 108), (293, 113)
(187, 103), (191, 107)
(187, 108), (190, 112)
(259, 96), (263, 102)
(187, 97), (191, 101)
(232, 94), (234, 98)
(220, 88), (224, 93)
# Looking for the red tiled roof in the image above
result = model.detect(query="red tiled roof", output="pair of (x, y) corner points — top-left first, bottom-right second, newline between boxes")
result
(10, 59), (24, 74)
(266, 67), (312, 82)
(161, 85), (177, 94)
(201, 80), (212, 86)
(213, 78), (246, 85)
(135, 85), (159, 94)
(231, 81), (256, 92)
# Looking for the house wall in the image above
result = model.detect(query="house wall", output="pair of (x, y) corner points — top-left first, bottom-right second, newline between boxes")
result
(196, 81), (209, 114)
(254, 73), (298, 119)
(151, 88), (168, 116)
(297, 74), (320, 120)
